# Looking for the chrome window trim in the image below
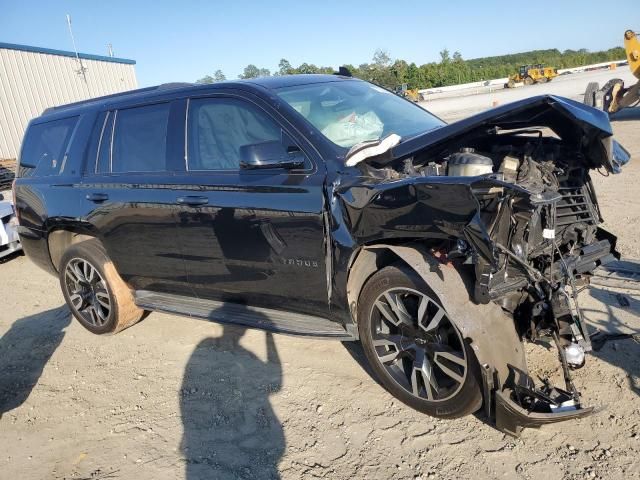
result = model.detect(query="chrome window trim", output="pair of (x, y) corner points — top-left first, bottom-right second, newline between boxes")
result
(109, 110), (117, 173)
(95, 111), (111, 174)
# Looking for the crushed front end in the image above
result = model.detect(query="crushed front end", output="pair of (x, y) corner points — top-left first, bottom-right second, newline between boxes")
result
(341, 95), (630, 435)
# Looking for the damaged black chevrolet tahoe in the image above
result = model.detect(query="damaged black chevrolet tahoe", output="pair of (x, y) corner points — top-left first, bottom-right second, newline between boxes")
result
(14, 75), (630, 435)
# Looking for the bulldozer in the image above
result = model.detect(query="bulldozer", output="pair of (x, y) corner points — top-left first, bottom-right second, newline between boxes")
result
(394, 83), (422, 102)
(505, 64), (558, 88)
(584, 30), (640, 113)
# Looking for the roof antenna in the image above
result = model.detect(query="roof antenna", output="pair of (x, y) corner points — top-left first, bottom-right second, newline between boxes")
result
(66, 14), (91, 95)
(335, 66), (352, 77)
(107, 43), (114, 57)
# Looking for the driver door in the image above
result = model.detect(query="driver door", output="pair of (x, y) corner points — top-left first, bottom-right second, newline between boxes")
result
(175, 94), (330, 318)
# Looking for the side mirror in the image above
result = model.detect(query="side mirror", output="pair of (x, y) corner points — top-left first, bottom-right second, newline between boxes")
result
(239, 141), (305, 170)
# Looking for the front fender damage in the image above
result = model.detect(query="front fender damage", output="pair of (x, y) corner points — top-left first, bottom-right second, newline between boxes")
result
(361, 243), (594, 437)
(367, 243), (526, 386)
(331, 96), (628, 435)
(337, 177), (611, 436)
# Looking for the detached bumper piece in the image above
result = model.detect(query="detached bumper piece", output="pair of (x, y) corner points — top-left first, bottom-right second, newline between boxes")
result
(494, 368), (593, 437)
(495, 390), (593, 437)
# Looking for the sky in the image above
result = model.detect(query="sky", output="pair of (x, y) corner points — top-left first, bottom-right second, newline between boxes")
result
(1, 1), (636, 87)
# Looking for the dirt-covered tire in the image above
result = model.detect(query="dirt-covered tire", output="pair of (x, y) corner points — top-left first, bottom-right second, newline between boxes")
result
(524, 76), (534, 86)
(584, 82), (599, 107)
(357, 265), (482, 419)
(58, 239), (144, 334)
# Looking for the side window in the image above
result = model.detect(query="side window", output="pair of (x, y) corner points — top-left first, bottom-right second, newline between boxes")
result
(112, 103), (170, 173)
(20, 116), (78, 176)
(96, 111), (114, 173)
(187, 98), (281, 170)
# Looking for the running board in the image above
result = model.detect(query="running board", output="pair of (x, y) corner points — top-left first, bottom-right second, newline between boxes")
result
(134, 290), (356, 340)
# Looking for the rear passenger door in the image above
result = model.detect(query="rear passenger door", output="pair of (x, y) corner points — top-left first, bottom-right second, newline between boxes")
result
(80, 100), (192, 295)
(176, 94), (330, 318)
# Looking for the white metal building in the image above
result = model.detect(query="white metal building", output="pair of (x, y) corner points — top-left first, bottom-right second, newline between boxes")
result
(0, 42), (138, 160)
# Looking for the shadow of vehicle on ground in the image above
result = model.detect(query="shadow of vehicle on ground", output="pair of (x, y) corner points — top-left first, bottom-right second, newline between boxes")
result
(0, 306), (71, 419)
(180, 308), (285, 480)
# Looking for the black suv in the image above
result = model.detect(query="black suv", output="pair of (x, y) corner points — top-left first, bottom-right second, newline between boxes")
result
(14, 75), (630, 435)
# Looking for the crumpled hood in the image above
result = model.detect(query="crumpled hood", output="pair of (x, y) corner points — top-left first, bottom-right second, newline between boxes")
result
(387, 95), (628, 173)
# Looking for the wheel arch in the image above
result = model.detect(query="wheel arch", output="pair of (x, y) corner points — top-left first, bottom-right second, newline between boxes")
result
(47, 225), (101, 272)
(347, 242), (527, 402)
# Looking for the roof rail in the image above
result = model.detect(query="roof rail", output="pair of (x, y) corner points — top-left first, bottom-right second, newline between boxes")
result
(42, 82), (194, 115)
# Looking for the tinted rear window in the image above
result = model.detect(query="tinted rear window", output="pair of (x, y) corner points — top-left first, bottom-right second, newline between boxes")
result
(19, 116), (78, 176)
(112, 103), (170, 173)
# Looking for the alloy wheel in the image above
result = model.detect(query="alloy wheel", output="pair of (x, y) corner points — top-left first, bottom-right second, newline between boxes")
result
(369, 287), (467, 402)
(64, 258), (111, 326)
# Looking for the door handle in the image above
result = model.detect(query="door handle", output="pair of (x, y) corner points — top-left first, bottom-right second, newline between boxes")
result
(86, 192), (109, 202)
(177, 196), (209, 206)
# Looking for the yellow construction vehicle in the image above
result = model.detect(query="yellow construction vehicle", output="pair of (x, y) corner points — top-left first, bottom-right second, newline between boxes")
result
(394, 83), (422, 102)
(584, 30), (640, 113)
(505, 64), (558, 88)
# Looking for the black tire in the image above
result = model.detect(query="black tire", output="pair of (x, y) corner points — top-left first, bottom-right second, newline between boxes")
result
(584, 82), (599, 107)
(59, 239), (144, 334)
(357, 265), (482, 419)
(524, 76), (534, 86)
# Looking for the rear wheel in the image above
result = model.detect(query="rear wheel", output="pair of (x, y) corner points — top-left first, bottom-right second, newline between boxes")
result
(59, 239), (144, 334)
(357, 265), (482, 419)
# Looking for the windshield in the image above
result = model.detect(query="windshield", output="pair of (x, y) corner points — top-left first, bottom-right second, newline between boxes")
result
(277, 81), (444, 149)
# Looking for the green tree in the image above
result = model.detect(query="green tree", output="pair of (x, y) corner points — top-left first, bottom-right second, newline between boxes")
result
(239, 64), (260, 79)
(372, 48), (392, 69)
(278, 58), (294, 75)
(297, 63), (318, 74)
(208, 44), (625, 90)
(196, 75), (214, 84)
(391, 59), (409, 85)
(213, 69), (226, 82)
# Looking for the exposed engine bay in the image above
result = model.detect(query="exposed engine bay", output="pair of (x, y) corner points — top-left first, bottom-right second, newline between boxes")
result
(337, 96), (631, 435)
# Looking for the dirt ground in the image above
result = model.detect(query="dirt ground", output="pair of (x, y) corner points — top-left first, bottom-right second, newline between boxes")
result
(1, 110), (639, 480)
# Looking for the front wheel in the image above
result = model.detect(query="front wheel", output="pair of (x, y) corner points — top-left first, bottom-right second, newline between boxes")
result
(357, 265), (482, 419)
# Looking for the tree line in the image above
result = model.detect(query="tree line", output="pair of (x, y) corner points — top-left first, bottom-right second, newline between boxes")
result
(196, 46), (626, 89)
